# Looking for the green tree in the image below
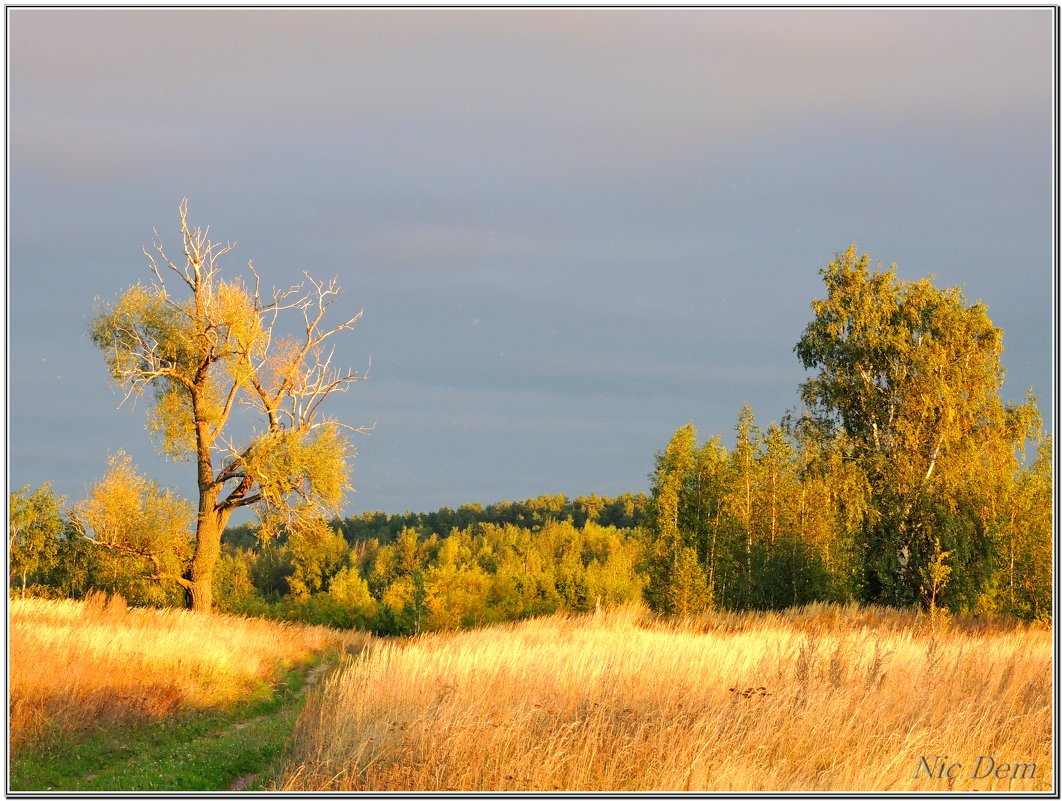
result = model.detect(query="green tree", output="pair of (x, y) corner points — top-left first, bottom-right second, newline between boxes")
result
(750, 421), (807, 609)
(790, 415), (864, 603)
(89, 201), (364, 612)
(1014, 436), (1053, 621)
(760, 422), (797, 549)
(286, 517), (349, 599)
(920, 537), (952, 615)
(729, 407), (760, 608)
(582, 522), (645, 607)
(371, 527), (430, 634)
(643, 424), (698, 614)
(668, 545), (710, 616)
(795, 245), (1041, 609)
(9, 484), (64, 597)
(575, 494), (606, 526)
(323, 563), (378, 627)
(250, 541), (294, 600)
(424, 534), (491, 629)
(70, 452), (194, 600)
(40, 525), (97, 600)
(212, 549), (260, 614)
(988, 434), (1053, 620)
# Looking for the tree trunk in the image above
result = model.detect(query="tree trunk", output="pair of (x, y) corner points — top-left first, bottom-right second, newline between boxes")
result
(707, 509), (719, 601)
(186, 498), (222, 613)
(1008, 509), (1016, 607)
(190, 385), (221, 612)
(186, 573), (214, 613)
(770, 471), (777, 546)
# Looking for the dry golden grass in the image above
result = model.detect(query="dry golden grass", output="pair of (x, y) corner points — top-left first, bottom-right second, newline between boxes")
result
(278, 603), (1052, 792)
(9, 594), (369, 752)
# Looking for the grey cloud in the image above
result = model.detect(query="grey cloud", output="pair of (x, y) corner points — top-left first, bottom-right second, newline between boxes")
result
(8, 8), (1052, 513)
(11, 10), (1049, 174)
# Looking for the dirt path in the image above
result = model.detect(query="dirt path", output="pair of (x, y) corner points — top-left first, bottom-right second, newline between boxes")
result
(226, 657), (339, 790)
(10, 643), (368, 793)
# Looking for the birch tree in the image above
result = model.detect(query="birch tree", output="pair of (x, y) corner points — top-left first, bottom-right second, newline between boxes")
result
(643, 424), (708, 614)
(89, 200), (366, 612)
(795, 245), (1039, 609)
(729, 407), (759, 607)
(9, 484), (64, 597)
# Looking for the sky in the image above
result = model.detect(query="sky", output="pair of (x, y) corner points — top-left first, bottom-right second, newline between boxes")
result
(7, 8), (1056, 516)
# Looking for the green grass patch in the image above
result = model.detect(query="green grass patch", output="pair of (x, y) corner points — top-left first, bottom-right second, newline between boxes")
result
(9, 655), (330, 792)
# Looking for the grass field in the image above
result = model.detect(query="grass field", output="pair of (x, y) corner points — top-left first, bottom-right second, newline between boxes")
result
(9, 597), (1052, 792)
(277, 604), (1053, 792)
(9, 594), (368, 755)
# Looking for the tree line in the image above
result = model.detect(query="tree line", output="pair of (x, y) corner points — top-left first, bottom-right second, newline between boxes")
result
(224, 493), (646, 550)
(643, 246), (1051, 621)
(9, 488), (646, 634)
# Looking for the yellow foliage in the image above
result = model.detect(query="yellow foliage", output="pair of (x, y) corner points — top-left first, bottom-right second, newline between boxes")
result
(246, 422), (352, 537)
(74, 452), (193, 574)
(328, 567), (377, 614)
(381, 577), (414, 613)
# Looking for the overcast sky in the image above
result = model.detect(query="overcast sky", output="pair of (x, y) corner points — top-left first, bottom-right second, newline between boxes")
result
(7, 8), (1055, 516)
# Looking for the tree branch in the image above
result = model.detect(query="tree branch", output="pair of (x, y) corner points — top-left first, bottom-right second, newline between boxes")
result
(70, 514), (184, 587)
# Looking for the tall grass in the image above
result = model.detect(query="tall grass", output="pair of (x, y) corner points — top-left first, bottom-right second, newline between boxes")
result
(279, 603), (1052, 792)
(9, 594), (369, 752)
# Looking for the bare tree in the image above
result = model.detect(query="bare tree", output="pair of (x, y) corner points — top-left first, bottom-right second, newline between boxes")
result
(90, 200), (367, 611)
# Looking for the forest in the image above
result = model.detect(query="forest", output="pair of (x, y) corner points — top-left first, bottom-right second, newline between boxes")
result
(9, 491), (646, 634)
(639, 247), (1052, 622)
(8, 246), (1053, 628)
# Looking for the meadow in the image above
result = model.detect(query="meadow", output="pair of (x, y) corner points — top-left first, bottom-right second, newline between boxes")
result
(9, 593), (367, 754)
(8, 596), (1052, 792)
(278, 603), (1052, 792)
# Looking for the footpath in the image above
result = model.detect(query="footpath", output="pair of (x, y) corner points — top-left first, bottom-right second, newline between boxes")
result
(9, 654), (340, 792)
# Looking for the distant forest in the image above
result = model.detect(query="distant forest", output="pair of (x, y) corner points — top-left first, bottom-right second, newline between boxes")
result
(224, 493), (647, 550)
(12, 493), (650, 635)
